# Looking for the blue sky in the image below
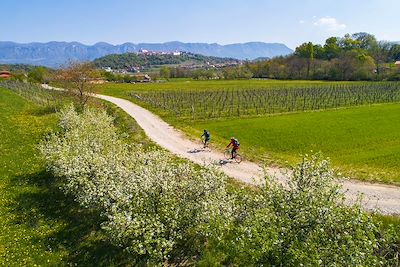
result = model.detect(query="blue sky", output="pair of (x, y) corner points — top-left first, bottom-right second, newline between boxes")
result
(2, 0), (399, 49)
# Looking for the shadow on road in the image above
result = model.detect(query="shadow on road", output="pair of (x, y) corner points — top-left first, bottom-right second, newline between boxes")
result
(187, 147), (211, 154)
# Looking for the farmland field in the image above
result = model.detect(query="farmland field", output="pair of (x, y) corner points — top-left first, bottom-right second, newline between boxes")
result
(97, 79), (372, 95)
(98, 79), (400, 184)
(130, 82), (400, 119)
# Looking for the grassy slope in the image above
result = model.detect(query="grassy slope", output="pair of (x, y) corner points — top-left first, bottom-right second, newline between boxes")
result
(96, 80), (400, 184)
(0, 88), (133, 266)
(0, 88), (64, 265)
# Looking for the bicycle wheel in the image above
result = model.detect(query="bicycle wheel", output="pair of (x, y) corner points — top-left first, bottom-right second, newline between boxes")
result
(224, 149), (231, 160)
(234, 154), (242, 163)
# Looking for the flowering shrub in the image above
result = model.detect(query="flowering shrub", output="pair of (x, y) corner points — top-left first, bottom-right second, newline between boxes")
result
(40, 105), (229, 264)
(203, 154), (381, 266)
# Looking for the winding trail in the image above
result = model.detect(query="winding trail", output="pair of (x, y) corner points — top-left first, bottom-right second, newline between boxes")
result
(95, 94), (400, 215)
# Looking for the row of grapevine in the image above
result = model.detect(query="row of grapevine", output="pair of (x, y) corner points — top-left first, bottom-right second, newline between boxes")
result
(0, 80), (64, 110)
(130, 82), (400, 119)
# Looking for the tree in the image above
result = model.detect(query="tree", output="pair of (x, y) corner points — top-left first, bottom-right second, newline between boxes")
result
(295, 42), (314, 78)
(370, 41), (392, 77)
(55, 62), (99, 108)
(313, 44), (324, 59)
(222, 66), (253, 80)
(388, 44), (400, 61)
(338, 34), (360, 51)
(329, 50), (375, 80)
(352, 32), (377, 50)
(285, 56), (304, 79)
(323, 37), (340, 60)
(28, 66), (49, 83)
(159, 66), (171, 79)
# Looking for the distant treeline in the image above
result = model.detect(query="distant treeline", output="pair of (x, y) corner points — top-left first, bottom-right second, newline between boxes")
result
(160, 33), (400, 81)
(247, 33), (400, 81)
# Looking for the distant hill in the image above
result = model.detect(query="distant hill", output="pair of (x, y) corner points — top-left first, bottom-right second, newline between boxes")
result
(0, 41), (293, 67)
(93, 52), (240, 70)
(0, 63), (41, 72)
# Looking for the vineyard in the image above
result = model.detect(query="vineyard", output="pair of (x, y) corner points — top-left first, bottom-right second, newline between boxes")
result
(129, 82), (400, 119)
(0, 80), (64, 110)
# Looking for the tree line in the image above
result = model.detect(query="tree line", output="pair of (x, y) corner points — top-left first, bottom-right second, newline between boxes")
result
(160, 32), (400, 81)
(247, 32), (400, 81)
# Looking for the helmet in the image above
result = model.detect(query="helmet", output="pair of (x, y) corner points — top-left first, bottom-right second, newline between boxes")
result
(231, 137), (235, 140)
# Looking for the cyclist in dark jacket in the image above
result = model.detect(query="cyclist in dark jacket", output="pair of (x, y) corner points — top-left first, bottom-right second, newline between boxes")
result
(201, 129), (210, 148)
(226, 137), (240, 159)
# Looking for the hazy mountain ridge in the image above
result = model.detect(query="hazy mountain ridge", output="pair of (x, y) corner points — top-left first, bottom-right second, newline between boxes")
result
(0, 41), (293, 67)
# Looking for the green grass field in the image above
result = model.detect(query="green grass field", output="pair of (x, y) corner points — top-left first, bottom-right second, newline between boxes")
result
(97, 79), (400, 184)
(190, 103), (400, 184)
(0, 87), (137, 266)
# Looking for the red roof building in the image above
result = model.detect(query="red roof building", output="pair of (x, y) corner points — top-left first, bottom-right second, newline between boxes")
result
(0, 71), (11, 79)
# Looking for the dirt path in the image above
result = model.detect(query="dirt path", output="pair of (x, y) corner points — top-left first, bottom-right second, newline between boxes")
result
(95, 94), (400, 215)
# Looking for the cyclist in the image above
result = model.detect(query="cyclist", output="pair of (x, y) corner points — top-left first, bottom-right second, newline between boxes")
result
(226, 137), (240, 159)
(201, 129), (211, 148)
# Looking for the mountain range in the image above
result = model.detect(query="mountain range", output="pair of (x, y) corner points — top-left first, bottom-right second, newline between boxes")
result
(0, 41), (293, 67)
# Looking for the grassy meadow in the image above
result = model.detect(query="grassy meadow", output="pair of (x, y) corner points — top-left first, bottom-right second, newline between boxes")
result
(97, 79), (400, 184)
(0, 87), (144, 266)
(190, 103), (400, 184)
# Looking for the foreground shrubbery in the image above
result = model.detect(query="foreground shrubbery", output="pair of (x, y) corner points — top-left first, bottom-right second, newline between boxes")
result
(40, 105), (399, 266)
(40, 105), (230, 264)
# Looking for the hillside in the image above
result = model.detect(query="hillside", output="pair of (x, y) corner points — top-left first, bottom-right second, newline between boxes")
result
(92, 52), (240, 70)
(0, 63), (41, 72)
(0, 41), (293, 67)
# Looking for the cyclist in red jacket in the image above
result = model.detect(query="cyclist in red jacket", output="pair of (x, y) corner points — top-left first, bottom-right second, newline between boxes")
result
(226, 137), (240, 159)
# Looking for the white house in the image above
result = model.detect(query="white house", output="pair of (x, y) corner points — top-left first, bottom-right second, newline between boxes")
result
(395, 61), (400, 71)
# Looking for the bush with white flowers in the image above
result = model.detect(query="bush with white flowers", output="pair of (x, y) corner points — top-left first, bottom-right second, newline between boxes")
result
(201, 154), (381, 266)
(40, 105), (230, 263)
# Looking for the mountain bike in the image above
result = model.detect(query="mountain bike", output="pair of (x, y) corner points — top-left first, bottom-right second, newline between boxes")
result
(224, 148), (242, 163)
(202, 136), (210, 148)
